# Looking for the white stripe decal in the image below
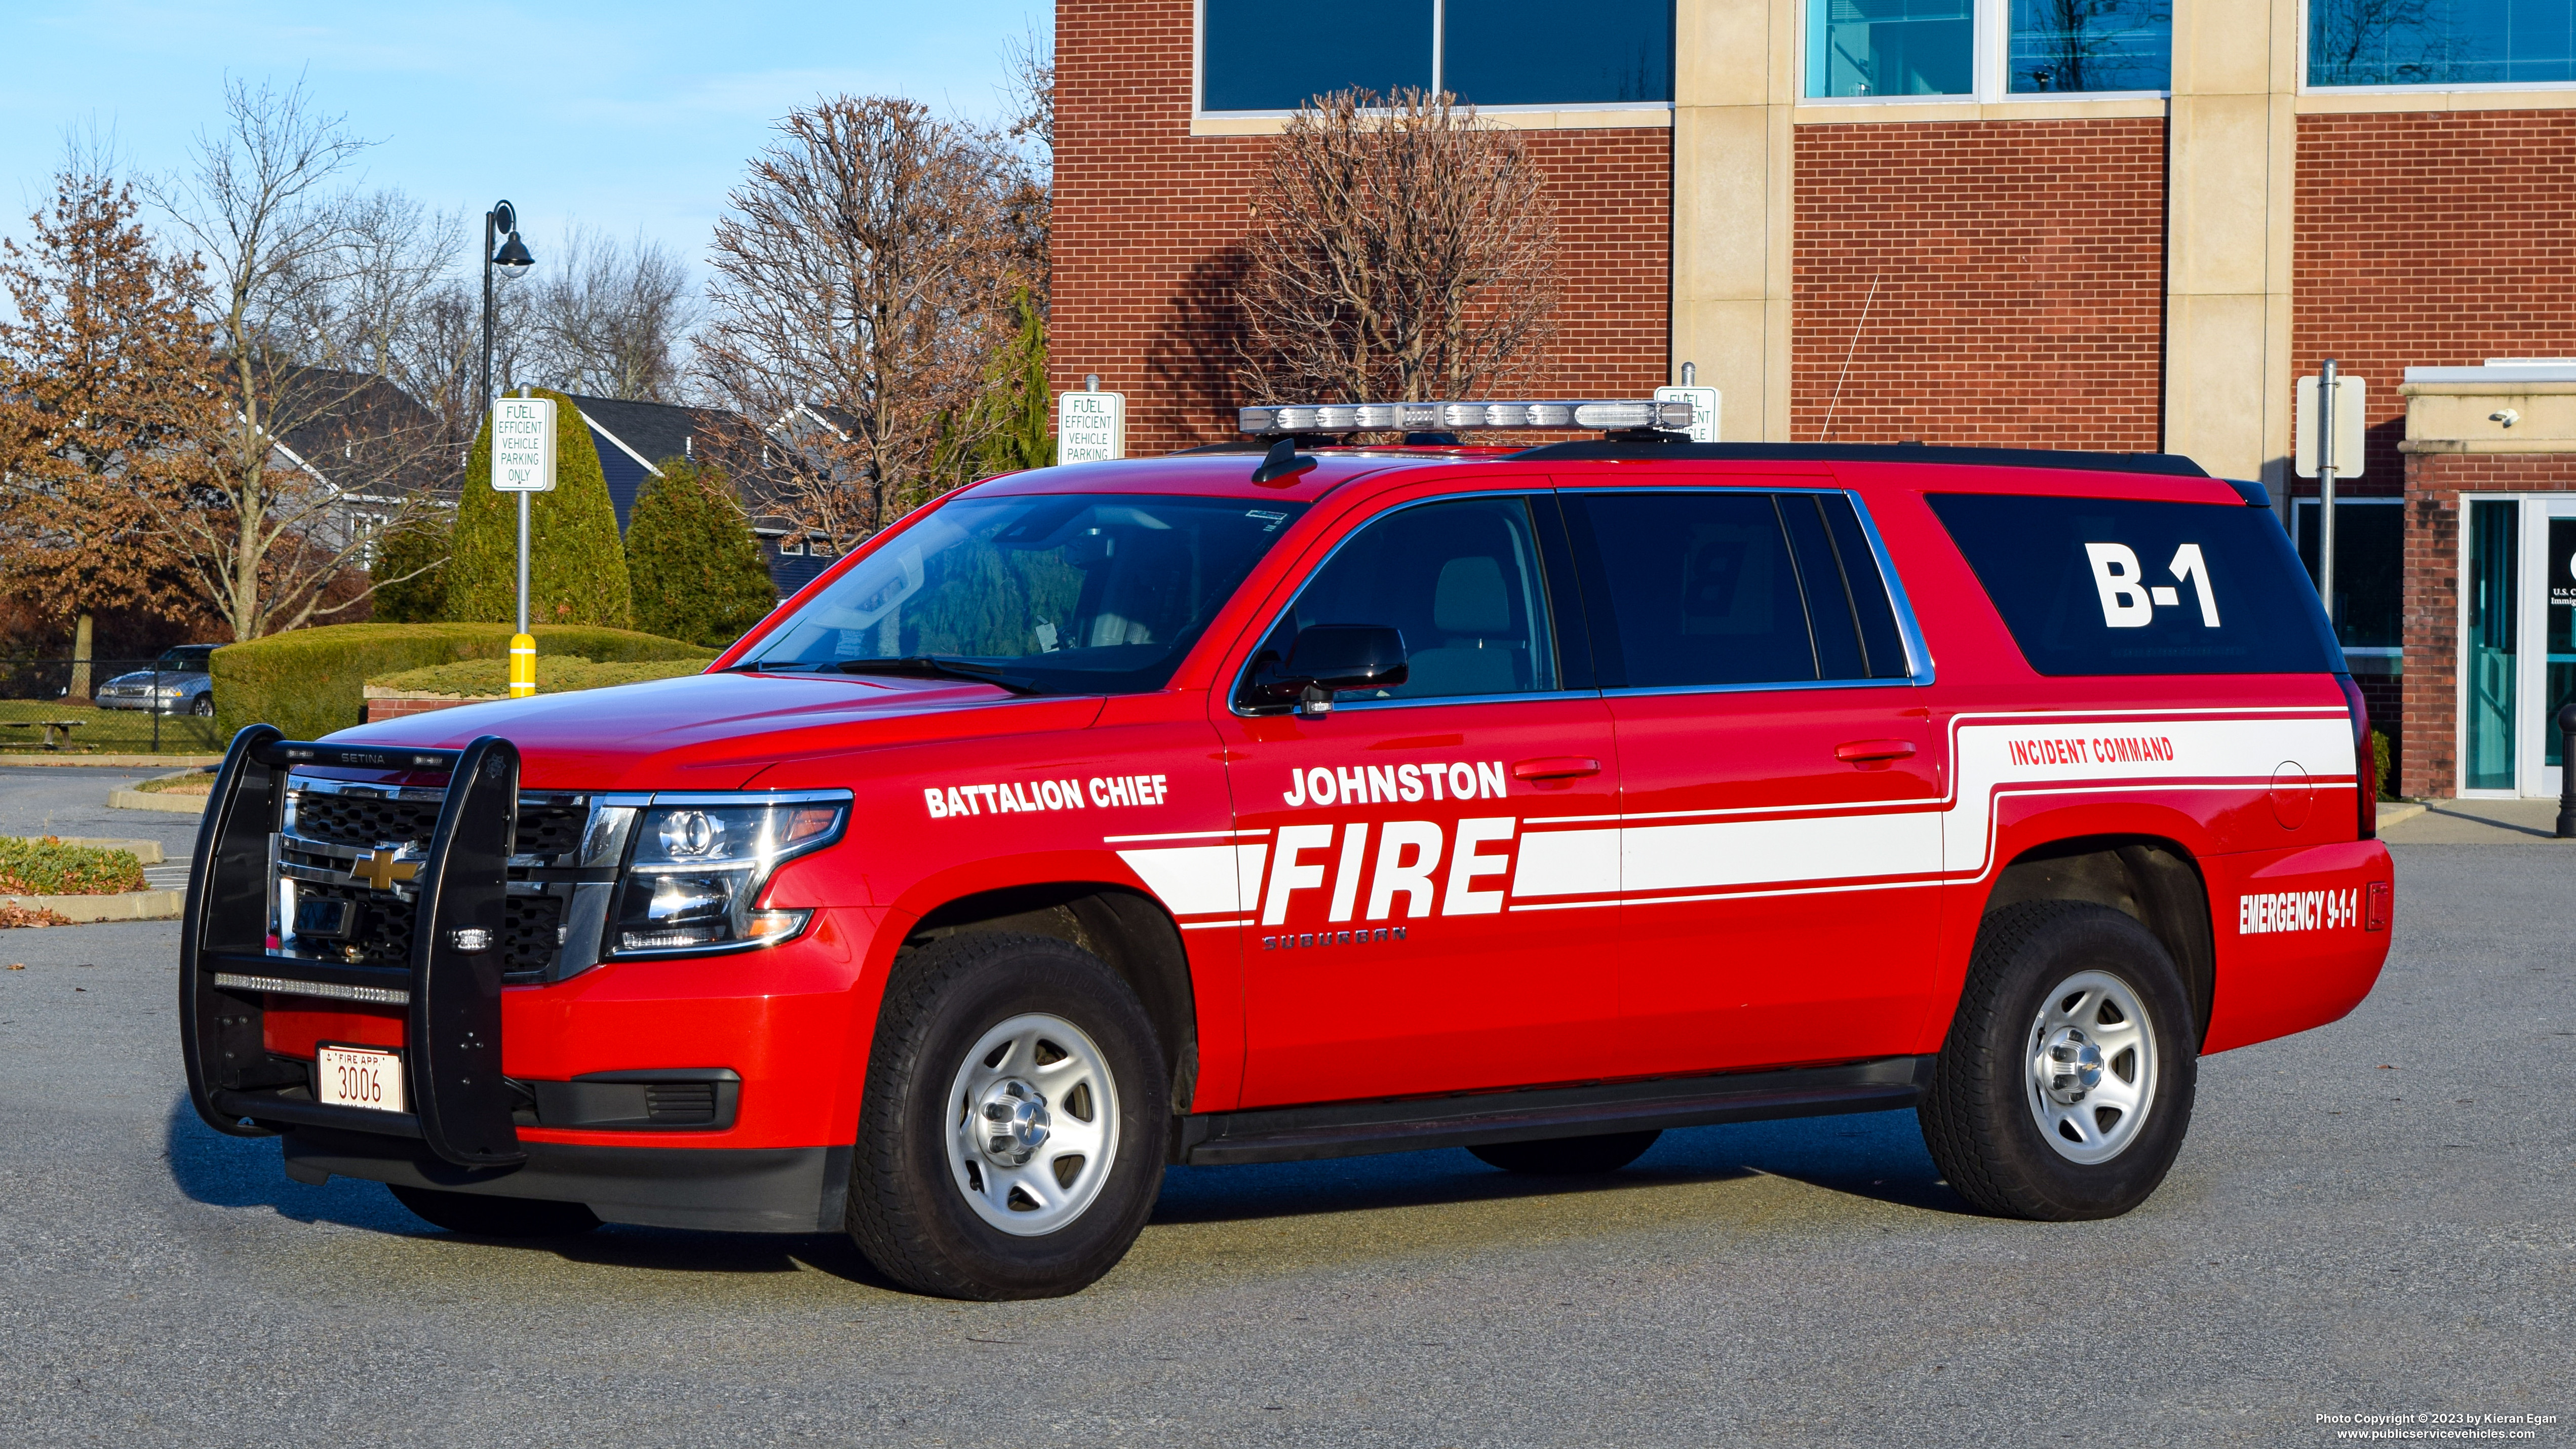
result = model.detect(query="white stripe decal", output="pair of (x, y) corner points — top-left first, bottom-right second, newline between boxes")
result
(1512, 826), (1620, 898)
(1626, 810), (1944, 893)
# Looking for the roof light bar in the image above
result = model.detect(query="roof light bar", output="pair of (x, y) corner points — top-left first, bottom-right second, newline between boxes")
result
(1239, 400), (1695, 436)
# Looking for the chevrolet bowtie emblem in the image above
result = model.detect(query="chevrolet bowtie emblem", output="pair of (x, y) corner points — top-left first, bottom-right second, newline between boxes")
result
(350, 849), (420, 892)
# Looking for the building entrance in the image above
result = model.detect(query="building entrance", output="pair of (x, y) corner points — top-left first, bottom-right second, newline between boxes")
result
(2461, 495), (2576, 798)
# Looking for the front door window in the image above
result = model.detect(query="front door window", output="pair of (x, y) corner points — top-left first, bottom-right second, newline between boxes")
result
(2465, 499), (2518, 792)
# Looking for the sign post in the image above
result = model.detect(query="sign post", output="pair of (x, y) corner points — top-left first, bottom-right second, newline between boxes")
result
(1656, 362), (1721, 443)
(2295, 365), (2366, 634)
(1057, 380), (1127, 465)
(489, 394), (558, 698)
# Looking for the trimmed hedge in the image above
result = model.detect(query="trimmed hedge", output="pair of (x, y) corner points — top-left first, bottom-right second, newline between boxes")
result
(369, 654), (714, 698)
(212, 622), (709, 741)
(444, 388), (633, 628)
(369, 512), (451, 623)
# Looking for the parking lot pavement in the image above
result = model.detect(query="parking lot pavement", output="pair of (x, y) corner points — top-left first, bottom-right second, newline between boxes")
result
(0, 839), (2566, 1448)
(0, 764), (205, 861)
(2380, 797), (2574, 846)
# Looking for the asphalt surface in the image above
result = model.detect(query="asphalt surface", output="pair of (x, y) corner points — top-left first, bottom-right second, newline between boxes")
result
(0, 813), (2568, 1446)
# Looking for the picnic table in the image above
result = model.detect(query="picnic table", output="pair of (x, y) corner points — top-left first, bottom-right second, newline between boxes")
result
(2, 719), (83, 750)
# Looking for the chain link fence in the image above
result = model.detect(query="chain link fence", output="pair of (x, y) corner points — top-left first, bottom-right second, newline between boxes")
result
(0, 656), (226, 755)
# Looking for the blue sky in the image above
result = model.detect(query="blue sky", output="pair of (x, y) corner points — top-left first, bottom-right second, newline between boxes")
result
(0, 0), (1047, 269)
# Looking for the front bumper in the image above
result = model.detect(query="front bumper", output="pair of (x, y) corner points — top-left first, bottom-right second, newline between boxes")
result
(283, 1128), (849, 1233)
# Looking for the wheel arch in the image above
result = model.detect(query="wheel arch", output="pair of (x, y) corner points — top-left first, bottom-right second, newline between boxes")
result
(896, 882), (1200, 1112)
(1983, 835), (2216, 1049)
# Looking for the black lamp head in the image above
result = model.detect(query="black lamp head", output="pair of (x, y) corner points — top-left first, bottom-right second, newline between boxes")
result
(493, 230), (534, 278)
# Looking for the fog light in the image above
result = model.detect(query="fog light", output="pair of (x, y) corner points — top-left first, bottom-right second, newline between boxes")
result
(450, 927), (493, 953)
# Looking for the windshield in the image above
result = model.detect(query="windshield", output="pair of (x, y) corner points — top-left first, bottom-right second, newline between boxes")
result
(739, 493), (1308, 694)
(154, 647), (211, 673)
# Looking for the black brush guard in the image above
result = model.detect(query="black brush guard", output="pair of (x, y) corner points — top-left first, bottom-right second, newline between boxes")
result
(181, 725), (527, 1169)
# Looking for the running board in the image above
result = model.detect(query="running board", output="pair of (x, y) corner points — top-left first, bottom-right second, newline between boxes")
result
(1178, 1056), (1934, 1167)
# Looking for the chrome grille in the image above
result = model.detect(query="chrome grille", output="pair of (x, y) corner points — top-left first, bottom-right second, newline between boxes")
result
(291, 791), (441, 850)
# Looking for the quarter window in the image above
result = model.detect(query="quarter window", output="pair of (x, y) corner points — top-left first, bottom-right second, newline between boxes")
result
(1200, 0), (1672, 113)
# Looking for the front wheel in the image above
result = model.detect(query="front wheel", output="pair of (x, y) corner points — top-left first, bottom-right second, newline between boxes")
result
(1918, 901), (2198, 1221)
(846, 932), (1169, 1299)
(190, 695), (216, 717)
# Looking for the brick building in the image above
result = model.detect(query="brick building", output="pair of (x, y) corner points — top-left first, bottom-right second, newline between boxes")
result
(1051, 0), (2576, 801)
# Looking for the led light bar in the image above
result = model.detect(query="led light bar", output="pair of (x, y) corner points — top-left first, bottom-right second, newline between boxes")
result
(1239, 399), (1696, 436)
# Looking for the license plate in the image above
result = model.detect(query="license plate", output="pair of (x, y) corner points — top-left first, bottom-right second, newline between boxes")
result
(316, 1044), (407, 1113)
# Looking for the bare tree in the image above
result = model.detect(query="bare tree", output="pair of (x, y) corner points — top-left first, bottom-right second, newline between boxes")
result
(523, 225), (698, 402)
(0, 154), (211, 695)
(141, 75), (448, 639)
(1234, 89), (1557, 408)
(699, 96), (1028, 550)
(1000, 24), (1054, 303)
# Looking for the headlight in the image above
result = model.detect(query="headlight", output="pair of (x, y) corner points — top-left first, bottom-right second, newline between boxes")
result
(609, 793), (849, 956)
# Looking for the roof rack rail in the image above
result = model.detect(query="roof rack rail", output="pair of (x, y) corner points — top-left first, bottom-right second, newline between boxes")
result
(1503, 439), (2209, 478)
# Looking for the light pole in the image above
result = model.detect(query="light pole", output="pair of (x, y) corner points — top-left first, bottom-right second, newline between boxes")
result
(479, 203), (535, 691)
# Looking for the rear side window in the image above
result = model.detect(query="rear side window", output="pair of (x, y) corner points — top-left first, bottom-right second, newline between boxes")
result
(1563, 490), (1914, 689)
(1927, 492), (2340, 676)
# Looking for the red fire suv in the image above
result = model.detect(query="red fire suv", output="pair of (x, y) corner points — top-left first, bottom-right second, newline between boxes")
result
(182, 407), (2394, 1300)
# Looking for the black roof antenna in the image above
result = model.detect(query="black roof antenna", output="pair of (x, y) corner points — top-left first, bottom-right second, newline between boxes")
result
(1250, 435), (1318, 484)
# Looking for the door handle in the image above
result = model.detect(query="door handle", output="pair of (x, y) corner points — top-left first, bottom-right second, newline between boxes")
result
(1835, 738), (1918, 763)
(1512, 756), (1603, 780)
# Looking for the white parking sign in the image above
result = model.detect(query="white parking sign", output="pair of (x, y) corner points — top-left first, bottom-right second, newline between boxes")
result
(1057, 390), (1126, 464)
(491, 396), (558, 492)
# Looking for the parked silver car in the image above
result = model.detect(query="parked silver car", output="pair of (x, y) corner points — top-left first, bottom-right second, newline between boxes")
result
(94, 645), (217, 716)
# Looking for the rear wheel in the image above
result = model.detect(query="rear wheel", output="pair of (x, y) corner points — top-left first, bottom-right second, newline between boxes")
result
(846, 932), (1169, 1300)
(1469, 1130), (1662, 1176)
(1919, 901), (2198, 1220)
(387, 1184), (601, 1237)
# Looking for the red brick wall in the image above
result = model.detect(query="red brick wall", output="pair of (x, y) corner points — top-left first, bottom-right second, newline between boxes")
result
(1052, 0), (1670, 456)
(1790, 119), (2167, 450)
(2297, 111), (2576, 494)
(2398, 452), (2576, 798)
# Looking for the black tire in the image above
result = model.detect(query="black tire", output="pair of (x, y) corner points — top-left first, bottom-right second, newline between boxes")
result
(1919, 900), (2198, 1221)
(190, 695), (215, 717)
(846, 932), (1169, 1300)
(387, 1184), (601, 1237)
(1468, 1130), (1662, 1176)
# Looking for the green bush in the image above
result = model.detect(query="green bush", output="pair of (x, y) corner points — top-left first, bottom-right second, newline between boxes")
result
(625, 458), (780, 648)
(368, 653), (713, 698)
(369, 513), (451, 623)
(443, 388), (633, 628)
(0, 837), (145, 895)
(212, 622), (708, 741)
(2372, 728), (2396, 800)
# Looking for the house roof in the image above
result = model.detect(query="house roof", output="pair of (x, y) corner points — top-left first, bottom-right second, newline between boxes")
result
(563, 395), (738, 476)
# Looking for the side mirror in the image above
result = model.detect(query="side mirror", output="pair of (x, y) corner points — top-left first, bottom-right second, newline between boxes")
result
(1243, 624), (1408, 715)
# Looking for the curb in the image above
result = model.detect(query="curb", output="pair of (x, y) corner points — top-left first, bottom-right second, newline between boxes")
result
(6, 836), (166, 866)
(109, 790), (206, 815)
(2376, 801), (2428, 830)
(1, 888), (184, 922)
(0, 754), (223, 768)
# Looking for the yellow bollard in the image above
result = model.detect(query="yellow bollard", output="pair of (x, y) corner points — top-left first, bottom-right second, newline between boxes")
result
(509, 633), (536, 698)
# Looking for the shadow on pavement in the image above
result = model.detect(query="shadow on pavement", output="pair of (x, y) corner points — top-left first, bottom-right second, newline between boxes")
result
(161, 1092), (900, 1287)
(1150, 1107), (1968, 1225)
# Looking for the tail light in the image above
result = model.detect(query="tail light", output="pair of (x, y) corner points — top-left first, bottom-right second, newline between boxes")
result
(2336, 674), (2377, 839)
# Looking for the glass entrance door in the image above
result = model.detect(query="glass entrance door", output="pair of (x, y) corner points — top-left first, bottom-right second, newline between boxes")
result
(2461, 495), (2576, 798)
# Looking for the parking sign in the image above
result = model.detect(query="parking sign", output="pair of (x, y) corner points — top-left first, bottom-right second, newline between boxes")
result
(1057, 390), (1126, 464)
(491, 396), (558, 492)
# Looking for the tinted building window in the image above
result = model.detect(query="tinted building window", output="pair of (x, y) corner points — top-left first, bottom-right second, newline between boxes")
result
(1928, 493), (2341, 676)
(1203, 0), (1669, 111)
(1203, 0), (1434, 111)
(1809, 0), (1976, 98)
(1445, 0), (1673, 104)
(2310, 0), (2576, 86)
(2007, 0), (2171, 92)
(2294, 499), (2403, 650)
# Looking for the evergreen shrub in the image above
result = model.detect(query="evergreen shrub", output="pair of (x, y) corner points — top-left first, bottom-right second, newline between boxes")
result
(367, 654), (713, 698)
(369, 513), (451, 622)
(443, 388), (633, 628)
(625, 458), (781, 648)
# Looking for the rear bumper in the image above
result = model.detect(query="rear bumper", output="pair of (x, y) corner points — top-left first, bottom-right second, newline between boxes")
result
(283, 1127), (850, 1234)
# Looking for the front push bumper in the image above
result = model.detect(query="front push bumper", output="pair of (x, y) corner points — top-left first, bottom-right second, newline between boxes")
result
(181, 725), (852, 1234)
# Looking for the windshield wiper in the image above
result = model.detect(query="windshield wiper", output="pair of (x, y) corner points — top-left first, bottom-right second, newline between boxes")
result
(835, 656), (1046, 694)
